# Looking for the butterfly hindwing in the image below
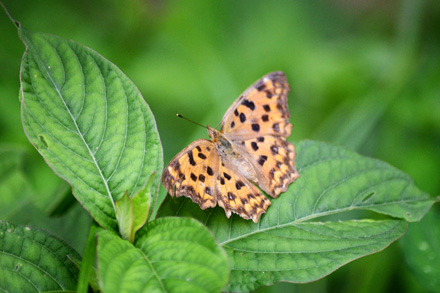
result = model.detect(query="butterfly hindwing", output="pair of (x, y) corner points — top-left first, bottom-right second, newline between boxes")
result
(162, 139), (219, 210)
(221, 71), (292, 140)
(237, 136), (299, 198)
(216, 159), (270, 222)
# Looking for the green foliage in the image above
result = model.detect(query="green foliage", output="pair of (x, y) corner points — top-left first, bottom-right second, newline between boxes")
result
(18, 26), (163, 231)
(400, 207), (440, 292)
(97, 217), (229, 293)
(0, 147), (31, 219)
(0, 221), (81, 292)
(1, 0), (439, 292)
(157, 140), (434, 291)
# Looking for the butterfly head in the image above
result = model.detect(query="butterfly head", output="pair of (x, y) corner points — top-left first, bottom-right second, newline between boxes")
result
(207, 125), (220, 142)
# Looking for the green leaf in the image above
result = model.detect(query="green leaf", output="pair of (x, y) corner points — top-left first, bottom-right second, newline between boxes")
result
(0, 221), (81, 292)
(115, 191), (134, 241)
(226, 219), (405, 291)
(18, 25), (163, 231)
(131, 171), (155, 236)
(97, 217), (229, 293)
(400, 207), (440, 292)
(157, 140), (434, 291)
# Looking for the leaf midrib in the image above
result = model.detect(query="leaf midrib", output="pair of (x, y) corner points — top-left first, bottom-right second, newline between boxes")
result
(21, 30), (116, 210)
(218, 198), (421, 246)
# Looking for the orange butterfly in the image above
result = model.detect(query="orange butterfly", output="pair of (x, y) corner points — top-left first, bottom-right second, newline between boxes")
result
(162, 72), (299, 222)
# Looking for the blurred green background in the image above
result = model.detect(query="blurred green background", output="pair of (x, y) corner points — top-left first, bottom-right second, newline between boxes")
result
(1, 0), (439, 292)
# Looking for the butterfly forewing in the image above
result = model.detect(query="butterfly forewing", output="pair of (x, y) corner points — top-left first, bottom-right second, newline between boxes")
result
(221, 72), (292, 140)
(162, 139), (219, 209)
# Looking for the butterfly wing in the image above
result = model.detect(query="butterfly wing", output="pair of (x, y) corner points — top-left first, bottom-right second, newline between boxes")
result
(216, 159), (270, 222)
(162, 139), (219, 210)
(221, 71), (292, 140)
(162, 138), (271, 222)
(235, 136), (299, 198)
(162, 71), (297, 222)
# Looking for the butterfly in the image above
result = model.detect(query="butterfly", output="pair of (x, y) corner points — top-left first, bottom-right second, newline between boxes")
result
(162, 72), (299, 222)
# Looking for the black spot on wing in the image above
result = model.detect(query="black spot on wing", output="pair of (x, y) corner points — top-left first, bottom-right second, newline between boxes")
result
(263, 105), (271, 112)
(241, 99), (255, 111)
(207, 166), (214, 176)
(251, 142), (258, 151)
(199, 174), (206, 183)
(223, 172), (231, 180)
(258, 155), (268, 166)
(252, 124), (260, 132)
(198, 152), (207, 159)
(239, 113), (246, 123)
(188, 151), (196, 166)
(256, 81), (266, 91)
(190, 173), (197, 181)
(262, 114), (269, 122)
(236, 181), (245, 190)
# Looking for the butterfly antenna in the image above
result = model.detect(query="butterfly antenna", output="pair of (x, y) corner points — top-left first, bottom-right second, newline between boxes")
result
(176, 114), (208, 129)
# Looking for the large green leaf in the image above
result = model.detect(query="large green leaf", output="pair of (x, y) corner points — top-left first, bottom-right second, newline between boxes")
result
(97, 217), (229, 293)
(225, 219), (405, 291)
(0, 221), (81, 292)
(400, 207), (440, 292)
(157, 140), (434, 291)
(18, 25), (163, 231)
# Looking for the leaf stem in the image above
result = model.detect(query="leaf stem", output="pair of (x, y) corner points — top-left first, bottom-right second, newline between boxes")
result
(0, 1), (20, 28)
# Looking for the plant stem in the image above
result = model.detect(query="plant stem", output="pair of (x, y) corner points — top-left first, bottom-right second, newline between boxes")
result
(0, 1), (20, 28)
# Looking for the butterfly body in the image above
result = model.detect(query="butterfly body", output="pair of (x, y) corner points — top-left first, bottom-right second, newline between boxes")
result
(162, 72), (299, 222)
(210, 127), (258, 184)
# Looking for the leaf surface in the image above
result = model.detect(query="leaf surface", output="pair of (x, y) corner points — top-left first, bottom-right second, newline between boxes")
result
(400, 207), (440, 292)
(0, 221), (81, 292)
(19, 26), (163, 230)
(157, 140), (434, 291)
(97, 217), (229, 293)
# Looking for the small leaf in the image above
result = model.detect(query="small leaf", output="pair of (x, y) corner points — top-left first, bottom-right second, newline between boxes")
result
(97, 217), (229, 293)
(157, 140), (435, 291)
(131, 172), (155, 236)
(115, 191), (134, 241)
(18, 25), (163, 231)
(400, 207), (440, 292)
(0, 221), (81, 292)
